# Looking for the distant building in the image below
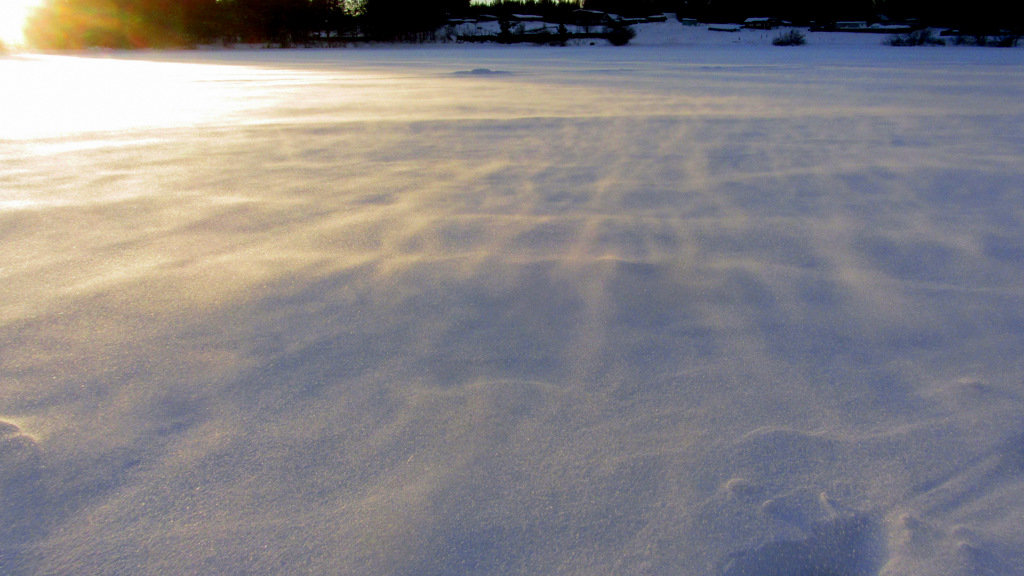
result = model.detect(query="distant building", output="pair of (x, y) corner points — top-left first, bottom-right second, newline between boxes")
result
(834, 21), (912, 33)
(573, 9), (608, 27)
(836, 21), (869, 30)
(743, 17), (780, 29)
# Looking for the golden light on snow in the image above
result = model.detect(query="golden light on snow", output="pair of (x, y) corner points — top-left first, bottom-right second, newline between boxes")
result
(0, 55), (273, 140)
(2, 46), (1024, 575)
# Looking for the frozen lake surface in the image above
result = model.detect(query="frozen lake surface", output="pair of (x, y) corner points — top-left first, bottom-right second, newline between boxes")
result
(2, 39), (1024, 575)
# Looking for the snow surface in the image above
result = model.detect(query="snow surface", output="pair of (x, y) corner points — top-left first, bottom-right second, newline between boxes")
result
(2, 25), (1024, 576)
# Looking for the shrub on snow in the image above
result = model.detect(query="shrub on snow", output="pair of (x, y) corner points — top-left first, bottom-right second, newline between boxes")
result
(954, 33), (1020, 47)
(604, 24), (636, 46)
(772, 29), (806, 46)
(888, 29), (945, 46)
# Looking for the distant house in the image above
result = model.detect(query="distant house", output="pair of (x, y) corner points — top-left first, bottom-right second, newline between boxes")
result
(836, 21), (869, 30)
(834, 21), (912, 33)
(641, 14), (669, 23)
(743, 17), (780, 29)
(678, 18), (700, 26)
(709, 24), (742, 32)
(573, 9), (608, 27)
(866, 22), (912, 33)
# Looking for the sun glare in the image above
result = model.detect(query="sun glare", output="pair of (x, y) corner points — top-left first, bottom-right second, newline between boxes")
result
(0, 0), (43, 46)
(0, 55), (281, 140)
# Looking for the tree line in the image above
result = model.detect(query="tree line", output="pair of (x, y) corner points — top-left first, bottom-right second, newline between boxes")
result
(24, 0), (468, 48)
(23, 0), (1022, 49)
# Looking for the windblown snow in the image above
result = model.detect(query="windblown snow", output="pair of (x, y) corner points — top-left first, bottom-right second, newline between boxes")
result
(2, 27), (1023, 576)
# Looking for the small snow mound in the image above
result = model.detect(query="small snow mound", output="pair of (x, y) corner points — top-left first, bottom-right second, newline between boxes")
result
(722, 477), (760, 499)
(0, 420), (21, 437)
(721, 514), (884, 576)
(0, 418), (45, 543)
(454, 68), (509, 76)
(0, 420), (38, 453)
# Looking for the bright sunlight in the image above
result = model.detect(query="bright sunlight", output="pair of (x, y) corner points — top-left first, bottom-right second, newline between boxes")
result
(0, 55), (290, 140)
(0, 0), (43, 46)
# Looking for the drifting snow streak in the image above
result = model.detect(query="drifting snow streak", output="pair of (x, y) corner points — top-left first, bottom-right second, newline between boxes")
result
(1, 45), (1024, 575)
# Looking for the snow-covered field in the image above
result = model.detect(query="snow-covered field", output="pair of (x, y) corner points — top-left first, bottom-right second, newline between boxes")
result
(2, 27), (1024, 575)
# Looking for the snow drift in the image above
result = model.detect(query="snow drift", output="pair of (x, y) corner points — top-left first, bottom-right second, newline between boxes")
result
(2, 34), (1023, 575)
